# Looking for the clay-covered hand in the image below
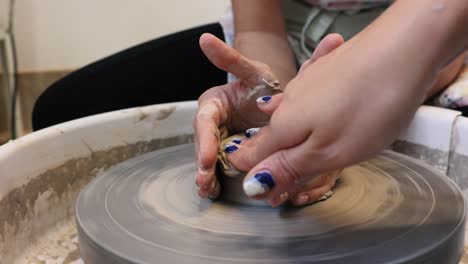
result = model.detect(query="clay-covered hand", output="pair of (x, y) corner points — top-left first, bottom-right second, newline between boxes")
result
(194, 33), (282, 199)
(229, 35), (440, 206)
(194, 33), (344, 200)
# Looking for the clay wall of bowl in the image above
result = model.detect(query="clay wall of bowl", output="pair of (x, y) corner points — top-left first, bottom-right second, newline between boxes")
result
(0, 101), (197, 263)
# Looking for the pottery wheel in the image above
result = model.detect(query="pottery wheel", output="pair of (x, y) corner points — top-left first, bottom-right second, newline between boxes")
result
(76, 144), (466, 264)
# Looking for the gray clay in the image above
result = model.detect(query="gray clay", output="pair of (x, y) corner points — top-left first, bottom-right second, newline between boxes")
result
(77, 144), (466, 264)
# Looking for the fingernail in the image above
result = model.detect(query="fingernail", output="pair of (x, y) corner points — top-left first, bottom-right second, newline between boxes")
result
(244, 127), (260, 138)
(256, 96), (272, 104)
(296, 193), (309, 206)
(231, 138), (243, 145)
(224, 144), (239, 154)
(243, 171), (275, 197)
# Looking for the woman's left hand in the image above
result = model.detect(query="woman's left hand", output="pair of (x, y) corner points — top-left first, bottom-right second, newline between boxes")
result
(195, 33), (344, 200)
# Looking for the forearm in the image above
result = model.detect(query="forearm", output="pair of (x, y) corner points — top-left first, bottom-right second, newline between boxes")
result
(383, 0), (467, 68)
(347, 0), (468, 96)
(232, 0), (296, 87)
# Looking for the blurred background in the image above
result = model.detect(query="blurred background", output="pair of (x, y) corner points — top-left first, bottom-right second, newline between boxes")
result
(0, 0), (230, 144)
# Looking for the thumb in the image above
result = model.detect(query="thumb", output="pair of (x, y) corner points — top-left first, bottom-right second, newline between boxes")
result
(310, 33), (344, 62)
(299, 33), (344, 74)
(242, 135), (336, 207)
(199, 33), (261, 81)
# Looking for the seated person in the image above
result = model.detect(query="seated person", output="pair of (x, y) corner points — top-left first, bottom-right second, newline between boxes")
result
(33, 0), (468, 206)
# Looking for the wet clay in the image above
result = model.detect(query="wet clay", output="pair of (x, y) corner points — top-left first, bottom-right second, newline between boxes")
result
(77, 144), (466, 264)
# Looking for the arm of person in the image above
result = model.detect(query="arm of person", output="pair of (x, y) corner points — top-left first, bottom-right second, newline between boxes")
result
(223, 0), (468, 206)
(358, 0), (468, 97)
(231, 0), (297, 87)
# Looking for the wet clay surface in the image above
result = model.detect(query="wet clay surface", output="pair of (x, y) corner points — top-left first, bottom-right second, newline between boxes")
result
(0, 134), (194, 264)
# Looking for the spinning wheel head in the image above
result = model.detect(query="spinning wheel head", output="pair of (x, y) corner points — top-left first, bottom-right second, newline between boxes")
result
(76, 144), (466, 264)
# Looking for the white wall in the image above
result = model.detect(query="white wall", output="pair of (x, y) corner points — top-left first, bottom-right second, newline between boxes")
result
(13, 0), (230, 72)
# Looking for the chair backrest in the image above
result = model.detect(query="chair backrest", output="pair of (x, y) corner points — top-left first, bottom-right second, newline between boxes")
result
(0, 0), (13, 33)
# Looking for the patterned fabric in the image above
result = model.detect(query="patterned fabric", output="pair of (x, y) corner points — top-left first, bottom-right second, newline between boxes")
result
(435, 65), (468, 111)
(303, 0), (392, 11)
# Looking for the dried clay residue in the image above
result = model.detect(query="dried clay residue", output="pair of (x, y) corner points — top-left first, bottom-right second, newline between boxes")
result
(136, 106), (176, 122)
(155, 106), (176, 121)
(0, 134), (194, 263)
(17, 220), (83, 264)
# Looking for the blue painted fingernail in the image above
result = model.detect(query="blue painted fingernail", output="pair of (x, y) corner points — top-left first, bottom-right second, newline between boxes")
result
(224, 144), (239, 154)
(243, 171), (275, 197)
(231, 138), (243, 145)
(245, 127), (260, 138)
(256, 96), (272, 104)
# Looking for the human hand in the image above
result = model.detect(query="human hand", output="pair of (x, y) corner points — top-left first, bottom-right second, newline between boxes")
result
(194, 33), (282, 199)
(194, 33), (344, 200)
(229, 34), (437, 207)
(219, 132), (342, 206)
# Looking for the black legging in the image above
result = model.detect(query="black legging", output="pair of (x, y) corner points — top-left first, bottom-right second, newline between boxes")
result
(32, 23), (226, 130)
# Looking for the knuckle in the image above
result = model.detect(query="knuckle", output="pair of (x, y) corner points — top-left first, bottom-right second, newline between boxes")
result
(244, 149), (259, 170)
(198, 90), (210, 102)
(275, 151), (303, 186)
(194, 113), (204, 127)
(312, 146), (348, 171)
(227, 148), (255, 173)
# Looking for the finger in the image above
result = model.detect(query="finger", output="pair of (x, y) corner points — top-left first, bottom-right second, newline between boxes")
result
(299, 33), (344, 74)
(294, 172), (334, 193)
(225, 100), (312, 172)
(290, 170), (341, 206)
(199, 33), (263, 81)
(220, 126), (274, 173)
(289, 184), (334, 207)
(311, 33), (344, 62)
(255, 93), (283, 116)
(198, 178), (221, 200)
(194, 102), (223, 197)
(242, 134), (337, 205)
(218, 134), (248, 177)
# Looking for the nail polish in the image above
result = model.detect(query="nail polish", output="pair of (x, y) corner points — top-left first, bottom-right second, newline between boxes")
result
(244, 127), (260, 138)
(224, 144), (239, 154)
(231, 138), (242, 145)
(256, 96), (272, 104)
(243, 171), (275, 197)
